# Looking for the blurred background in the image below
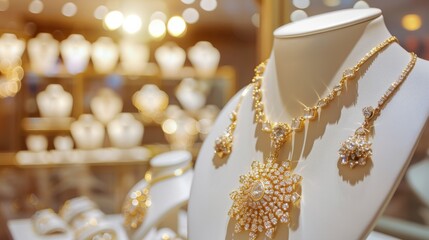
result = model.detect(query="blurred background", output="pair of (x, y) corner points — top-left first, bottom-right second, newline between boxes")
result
(0, 0), (428, 239)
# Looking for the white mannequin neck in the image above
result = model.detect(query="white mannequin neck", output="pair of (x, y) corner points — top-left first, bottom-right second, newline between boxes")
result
(265, 8), (393, 119)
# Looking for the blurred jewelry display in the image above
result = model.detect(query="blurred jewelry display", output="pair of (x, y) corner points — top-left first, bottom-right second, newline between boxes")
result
(188, 41), (220, 78)
(225, 37), (397, 240)
(26, 135), (48, 152)
(339, 52), (417, 168)
(175, 77), (209, 112)
(107, 113), (144, 148)
(70, 114), (105, 150)
(36, 84), (73, 118)
(27, 33), (59, 75)
(32, 209), (68, 235)
(90, 88), (123, 125)
(196, 105), (220, 140)
(91, 37), (119, 74)
(119, 39), (150, 75)
(60, 34), (91, 74)
(122, 162), (193, 230)
(133, 84), (169, 123)
(162, 109), (199, 150)
(0, 33), (25, 64)
(155, 42), (186, 79)
(54, 135), (74, 151)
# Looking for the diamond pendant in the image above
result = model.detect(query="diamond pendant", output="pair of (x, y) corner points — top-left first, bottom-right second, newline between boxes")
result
(338, 126), (372, 168)
(122, 188), (151, 229)
(229, 158), (302, 240)
(214, 132), (233, 158)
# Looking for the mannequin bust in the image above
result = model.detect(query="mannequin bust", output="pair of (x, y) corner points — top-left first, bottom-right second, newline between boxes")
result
(175, 78), (208, 112)
(70, 114), (105, 150)
(127, 150), (193, 240)
(0, 33), (25, 63)
(36, 84), (73, 118)
(27, 33), (59, 75)
(91, 37), (119, 74)
(188, 8), (429, 240)
(90, 88), (123, 125)
(119, 39), (150, 75)
(155, 42), (186, 79)
(60, 34), (91, 75)
(107, 113), (144, 148)
(188, 41), (220, 79)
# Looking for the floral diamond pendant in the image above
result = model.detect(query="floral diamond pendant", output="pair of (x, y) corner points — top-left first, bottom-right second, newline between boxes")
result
(229, 160), (302, 240)
(214, 133), (233, 158)
(338, 126), (372, 168)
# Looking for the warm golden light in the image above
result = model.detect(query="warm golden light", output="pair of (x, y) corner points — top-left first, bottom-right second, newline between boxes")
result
(123, 14), (142, 34)
(162, 119), (177, 134)
(94, 5), (108, 20)
(104, 11), (124, 30)
(62, 2), (77, 17)
(167, 16), (187, 37)
(182, 8), (199, 24)
(148, 19), (166, 38)
(402, 14), (422, 31)
(28, 0), (43, 14)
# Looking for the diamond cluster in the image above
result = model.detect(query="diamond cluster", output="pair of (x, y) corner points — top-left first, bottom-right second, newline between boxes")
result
(122, 188), (150, 229)
(229, 160), (302, 240)
(214, 133), (233, 158)
(338, 127), (372, 168)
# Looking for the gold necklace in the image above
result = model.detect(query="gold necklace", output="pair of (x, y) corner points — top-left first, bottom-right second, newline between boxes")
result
(122, 163), (193, 230)
(224, 37), (398, 240)
(339, 52), (417, 168)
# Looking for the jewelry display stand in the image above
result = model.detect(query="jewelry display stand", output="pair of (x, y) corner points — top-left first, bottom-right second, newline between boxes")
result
(127, 150), (193, 240)
(70, 114), (105, 150)
(188, 41), (220, 79)
(175, 77), (208, 112)
(60, 34), (91, 75)
(91, 37), (119, 74)
(155, 42), (186, 79)
(188, 8), (429, 240)
(107, 113), (144, 148)
(27, 33), (59, 75)
(36, 84), (73, 118)
(90, 88), (123, 125)
(119, 39), (150, 75)
(0, 33), (25, 62)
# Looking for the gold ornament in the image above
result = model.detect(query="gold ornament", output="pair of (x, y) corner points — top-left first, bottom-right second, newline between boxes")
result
(122, 163), (193, 230)
(226, 36), (398, 240)
(339, 52), (417, 168)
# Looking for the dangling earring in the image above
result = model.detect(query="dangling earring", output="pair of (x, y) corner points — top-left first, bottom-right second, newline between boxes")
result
(339, 52), (417, 168)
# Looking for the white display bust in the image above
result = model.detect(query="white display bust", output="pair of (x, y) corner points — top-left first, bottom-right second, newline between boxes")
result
(107, 113), (144, 148)
(91, 37), (119, 74)
(155, 42), (186, 79)
(90, 88), (123, 124)
(0, 33), (25, 63)
(37, 84), (73, 118)
(60, 34), (91, 75)
(27, 33), (59, 75)
(188, 41), (220, 79)
(70, 114), (105, 150)
(175, 77), (207, 112)
(188, 8), (429, 240)
(128, 150), (193, 240)
(119, 39), (150, 75)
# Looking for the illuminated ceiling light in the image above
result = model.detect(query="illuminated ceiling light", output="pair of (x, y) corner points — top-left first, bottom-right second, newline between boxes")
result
(28, 0), (43, 14)
(200, 0), (217, 12)
(290, 10), (308, 22)
(181, 0), (195, 4)
(94, 5), (108, 20)
(123, 14), (142, 34)
(148, 19), (166, 38)
(167, 16), (187, 37)
(0, 0), (9, 11)
(104, 11), (124, 30)
(182, 8), (199, 24)
(323, 0), (340, 7)
(353, 1), (369, 9)
(251, 13), (260, 28)
(292, 0), (310, 9)
(402, 14), (422, 31)
(150, 11), (167, 22)
(62, 2), (77, 17)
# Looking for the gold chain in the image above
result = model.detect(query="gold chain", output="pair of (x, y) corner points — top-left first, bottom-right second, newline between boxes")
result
(122, 162), (193, 229)
(251, 36), (398, 158)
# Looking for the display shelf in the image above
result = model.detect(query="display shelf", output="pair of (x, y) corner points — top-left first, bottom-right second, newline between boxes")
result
(22, 117), (75, 133)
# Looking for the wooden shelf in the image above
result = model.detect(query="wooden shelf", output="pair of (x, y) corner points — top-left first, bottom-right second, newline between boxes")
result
(22, 117), (75, 133)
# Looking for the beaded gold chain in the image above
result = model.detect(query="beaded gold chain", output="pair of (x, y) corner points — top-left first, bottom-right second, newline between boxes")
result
(224, 37), (398, 240)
